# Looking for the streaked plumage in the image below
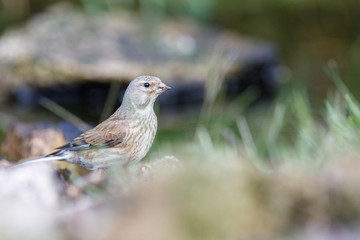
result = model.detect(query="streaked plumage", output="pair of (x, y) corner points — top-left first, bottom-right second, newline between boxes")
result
(17, 76), (171, 170)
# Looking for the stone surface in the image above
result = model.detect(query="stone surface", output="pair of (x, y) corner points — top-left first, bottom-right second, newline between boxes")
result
(2, 122), (66, 162)
(0, 163), (60, 239)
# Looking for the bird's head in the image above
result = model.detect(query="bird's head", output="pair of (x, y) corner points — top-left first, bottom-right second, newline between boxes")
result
(123, 76), (171, 110)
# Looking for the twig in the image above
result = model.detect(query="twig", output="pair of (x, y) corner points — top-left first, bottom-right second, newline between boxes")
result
(39, 97), (91, 132)
(100, 81), (122, 122)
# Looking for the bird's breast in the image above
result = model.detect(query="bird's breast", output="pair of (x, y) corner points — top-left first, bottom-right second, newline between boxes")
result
(125, 112), (157, 163)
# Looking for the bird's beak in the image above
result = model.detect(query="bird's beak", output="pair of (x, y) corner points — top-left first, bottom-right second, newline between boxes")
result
(157, 82), (172, 93)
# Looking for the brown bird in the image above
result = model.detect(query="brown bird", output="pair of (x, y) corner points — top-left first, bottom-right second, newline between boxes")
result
(17, 76), (171, 170)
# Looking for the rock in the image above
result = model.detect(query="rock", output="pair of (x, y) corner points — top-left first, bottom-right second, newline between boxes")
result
(0, 163), (60, 239)
(0, 163), (59, 206)
(1, 122), (66, 162)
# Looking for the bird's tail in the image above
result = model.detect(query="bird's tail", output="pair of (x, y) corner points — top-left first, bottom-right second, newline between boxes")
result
(13, 151), (70, 168)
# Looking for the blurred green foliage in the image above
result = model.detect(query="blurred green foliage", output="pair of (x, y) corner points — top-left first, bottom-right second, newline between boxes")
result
(153, 61), (359, 169)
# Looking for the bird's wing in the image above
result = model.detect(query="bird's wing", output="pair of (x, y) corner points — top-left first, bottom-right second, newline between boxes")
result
(58, 117), (127, 151)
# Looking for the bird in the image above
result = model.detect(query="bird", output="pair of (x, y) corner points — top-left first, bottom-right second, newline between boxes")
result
(16, 76), (171, 170)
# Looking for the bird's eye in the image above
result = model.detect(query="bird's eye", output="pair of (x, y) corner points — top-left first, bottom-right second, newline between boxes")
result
(144, 83), (150, 88)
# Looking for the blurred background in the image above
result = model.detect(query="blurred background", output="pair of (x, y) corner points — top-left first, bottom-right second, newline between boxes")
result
(0, 0), (359, 125)
(1, 0), (360, 94)
(1, 1), (360, 239)
(0, 0), (359, 140)
(0, 0), (358, 148)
